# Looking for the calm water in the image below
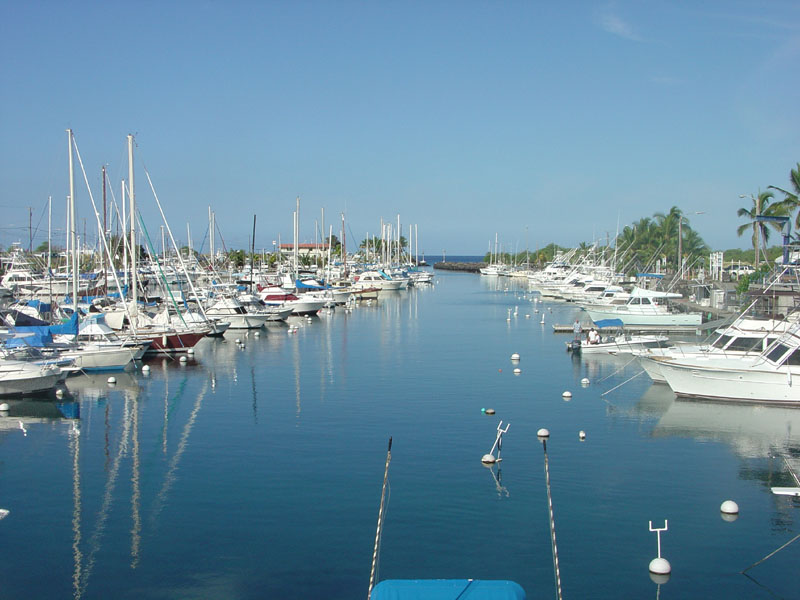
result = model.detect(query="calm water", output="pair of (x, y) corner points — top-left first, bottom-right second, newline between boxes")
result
(1, 271), (798, 599)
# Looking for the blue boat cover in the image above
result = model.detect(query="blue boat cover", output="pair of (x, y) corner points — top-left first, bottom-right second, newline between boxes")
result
(592, 318), (624, 329)
(636, 273), (663, 279)
(295, 279), (326, 290)
(371, 580), (526, 600)
(4, 313), (79, 347)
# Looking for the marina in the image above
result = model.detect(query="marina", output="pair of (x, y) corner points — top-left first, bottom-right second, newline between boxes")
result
(0, 270), (798, 599)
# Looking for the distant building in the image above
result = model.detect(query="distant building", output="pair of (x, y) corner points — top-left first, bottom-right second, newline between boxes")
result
(278, 243), (330, 259)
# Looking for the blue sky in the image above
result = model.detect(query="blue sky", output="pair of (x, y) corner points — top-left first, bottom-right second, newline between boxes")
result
(1, 1), (798, 256)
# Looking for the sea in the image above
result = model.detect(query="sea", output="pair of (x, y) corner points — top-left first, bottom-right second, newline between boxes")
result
(1, 268), (798, 599)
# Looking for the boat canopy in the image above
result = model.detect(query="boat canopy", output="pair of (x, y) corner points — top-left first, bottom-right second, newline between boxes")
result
(370, 579), (526, 599)
(592, 318), (624, 329)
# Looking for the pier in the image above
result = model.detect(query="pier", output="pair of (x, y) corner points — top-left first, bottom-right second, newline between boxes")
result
(433, 261), (485, 273)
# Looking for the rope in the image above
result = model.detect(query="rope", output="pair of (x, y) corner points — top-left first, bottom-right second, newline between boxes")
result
(368, 437), (392, 599)
(601, 370), (646, 397)
(542, 439), (563, 600)
(597, 355), (638, 383)
(741, 531), (800, 573)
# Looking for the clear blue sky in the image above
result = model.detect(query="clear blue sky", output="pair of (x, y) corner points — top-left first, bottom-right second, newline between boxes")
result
(1, 1), (797, 256)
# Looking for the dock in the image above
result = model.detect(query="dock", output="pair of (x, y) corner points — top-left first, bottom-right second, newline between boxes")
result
(552, 321), (728, 335)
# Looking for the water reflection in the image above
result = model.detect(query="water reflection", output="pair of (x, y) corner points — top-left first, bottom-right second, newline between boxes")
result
(483, 463), (509, 498)
(653, 398), (800, 460)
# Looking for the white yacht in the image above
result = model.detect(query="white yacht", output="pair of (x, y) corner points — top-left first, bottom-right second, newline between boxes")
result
(205, 297), (270, 329)
(584, 287), (702, 327)
(653, 323), (800, 404)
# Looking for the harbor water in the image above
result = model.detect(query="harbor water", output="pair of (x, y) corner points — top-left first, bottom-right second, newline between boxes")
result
(1, 269), (798, 599)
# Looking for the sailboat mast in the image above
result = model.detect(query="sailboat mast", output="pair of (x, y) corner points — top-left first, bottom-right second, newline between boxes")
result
(294, 197), (300, 281)
(341, 212), (346, 277)
(128, 134), (137, 315)
(251, 214), (257, 290)
(102, 165), (107, 295)
(67, 129), (78, 310)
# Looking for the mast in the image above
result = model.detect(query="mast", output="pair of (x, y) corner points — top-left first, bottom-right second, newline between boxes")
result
(67, 129), (78, 310)
(251, 214), (257, 291)
(102, 165), (108, 295)
(122, 179), (127, 288)
(128, 134), (137, 316)
(48, 196), (52, 305)
(341, 212), (347, 277)
(208, 206), (215, 268)
(294, 196), (300, 281)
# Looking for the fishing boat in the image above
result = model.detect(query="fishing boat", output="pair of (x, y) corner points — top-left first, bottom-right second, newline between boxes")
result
(566, 318), (669, 354)
(584, 287), (702, 327)
(636, 316), (790, 383)
(653, 323), (800, 404)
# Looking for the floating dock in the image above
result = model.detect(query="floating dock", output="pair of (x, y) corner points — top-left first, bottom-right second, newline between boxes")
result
(552, 321), (725, 335)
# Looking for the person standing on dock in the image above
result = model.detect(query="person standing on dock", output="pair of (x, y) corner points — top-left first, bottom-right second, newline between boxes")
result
(573, 319), (582, 341)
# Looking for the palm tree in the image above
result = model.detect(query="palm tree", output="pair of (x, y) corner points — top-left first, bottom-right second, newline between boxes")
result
(769, 163), (800, 227)
(654, 206), (684, 269)
(737, 190), (783, 268)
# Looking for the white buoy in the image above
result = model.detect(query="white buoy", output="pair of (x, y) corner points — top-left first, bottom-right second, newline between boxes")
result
(648, 520), (671, 579)
(513, 368), (521, 375)
(540, 315), (545, 324)
(579, 430), (586, 440)
(482, 408), (496, 415)
(55, 389), (64, 398)
(511, 353), (520, 361)
(562, 391), (572, 398)
(720, 500), (739, 515)
(254, 331), (260, 337)
(142, 364), (150, 372)
(482, 421), (510, 464)
(235, 338), (241, 344)
(107, 376), (116, 384)
(187, 348), (195, 355)
(0, 403), (9, 411)
(179, 356), (188, 363)
(649, 557), (671, 575)
(537, 428), (550, 440)
(581, 378), (590, 386)
(525, 314), (530, 318)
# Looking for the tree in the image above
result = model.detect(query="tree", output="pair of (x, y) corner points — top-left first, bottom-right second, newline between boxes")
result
(736, 191), (784, 269)
(769, 163), (800, 227)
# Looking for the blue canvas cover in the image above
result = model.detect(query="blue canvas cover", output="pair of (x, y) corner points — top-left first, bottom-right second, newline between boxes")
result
(4, 312), (79, 347)
(592, 318), (624, 329)
(371, 580), (526, 600)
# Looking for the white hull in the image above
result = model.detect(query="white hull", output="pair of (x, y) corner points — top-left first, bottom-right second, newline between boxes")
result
(0, 362), (62, 396)
(569, 335), (668, 355)
(207, 312), (269, 329)
(657, 356), (800, 405)
(585, 307), (702, 327)
(60, 346), (136, 371)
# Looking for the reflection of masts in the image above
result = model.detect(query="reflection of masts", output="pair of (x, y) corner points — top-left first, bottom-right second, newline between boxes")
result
(71, 422), (82, 600)
(251, 366), (258, 424)
(131, 390), (141, 568)
(150, 381), (208, 524)
(77, 393), (133, 599)
(293, 334), (301, 423)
